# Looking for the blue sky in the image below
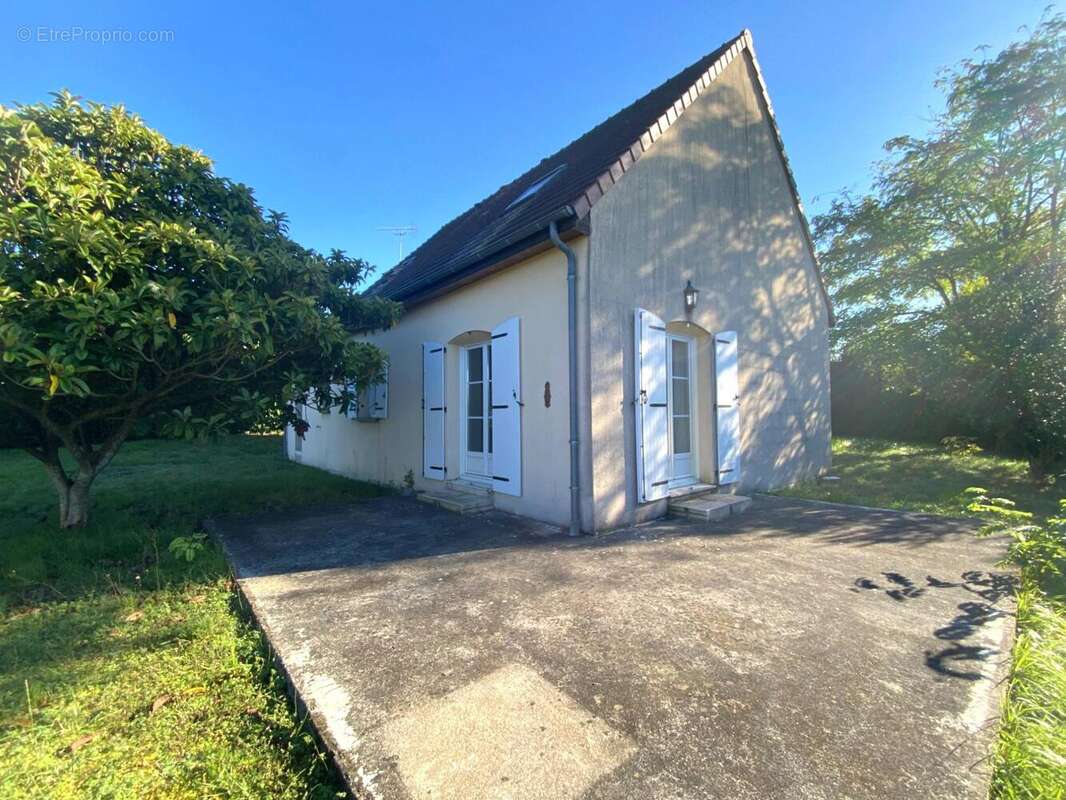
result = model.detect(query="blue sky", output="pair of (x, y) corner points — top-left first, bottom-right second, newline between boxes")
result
(3, 0), (1051, 281)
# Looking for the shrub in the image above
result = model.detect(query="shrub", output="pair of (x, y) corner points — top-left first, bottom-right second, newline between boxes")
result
(966, 488), (1066, 582)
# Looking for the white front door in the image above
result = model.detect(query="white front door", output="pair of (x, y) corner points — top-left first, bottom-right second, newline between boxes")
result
(667, 335), (696, 486)
(461, 343), (493, 482)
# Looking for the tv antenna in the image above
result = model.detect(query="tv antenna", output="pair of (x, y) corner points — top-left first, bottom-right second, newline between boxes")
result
(378, 225), (417, 260)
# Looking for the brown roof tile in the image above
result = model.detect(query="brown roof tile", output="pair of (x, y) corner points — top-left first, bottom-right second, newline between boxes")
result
(366, 29), (832, 324)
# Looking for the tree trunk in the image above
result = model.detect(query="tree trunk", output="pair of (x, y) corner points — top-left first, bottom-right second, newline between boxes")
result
(42, 462), (95, 528)
(62, 478), (93, 528)
(28, 415), (134, 529)
(44, 463), (70, 525)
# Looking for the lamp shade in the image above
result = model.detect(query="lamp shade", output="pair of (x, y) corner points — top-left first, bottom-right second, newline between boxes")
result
(684, 280), (699, 310)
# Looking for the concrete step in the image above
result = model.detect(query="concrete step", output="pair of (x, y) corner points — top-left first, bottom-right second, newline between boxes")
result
(669, 492), (752, 521)
(668, 482), (717, 500)
(417, 488), (494, 515)
(442, 480), (491, 497)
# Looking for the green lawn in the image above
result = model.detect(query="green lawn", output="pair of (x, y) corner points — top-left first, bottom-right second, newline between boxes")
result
(0, 435), (385, 799)
(2, 435), (1062, 798)
(775, 436), (1062, 520)
(779, 437), (1065, 800)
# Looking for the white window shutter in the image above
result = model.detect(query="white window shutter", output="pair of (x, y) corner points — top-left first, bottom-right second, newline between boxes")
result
(344, 381), (361, 420)
(292, 405), (305, 458)
(490, 317), (521, 496)
(715, 331), (741, 484)
(422, 343), (446, 480)
(634, 308), (670, 502)
(346, 369), (388, 421)
(370, 366), (388, 419)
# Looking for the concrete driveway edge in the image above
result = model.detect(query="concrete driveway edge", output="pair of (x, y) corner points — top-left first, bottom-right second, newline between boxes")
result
(204, 517), (376, 800)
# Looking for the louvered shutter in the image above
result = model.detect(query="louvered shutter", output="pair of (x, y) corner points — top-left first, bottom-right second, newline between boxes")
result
(634, 308), (670, 502)
(422, 343), (446, 480)
(369, 366), (388, 419)
(345, 368), (388, 421)
(345, 381), (362, 419)
(715, 331), (740, 484)
(489, 317), (521, 496)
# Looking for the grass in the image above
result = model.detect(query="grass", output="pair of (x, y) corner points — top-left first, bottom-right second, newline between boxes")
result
(775, 436), (1062, 520)
(0, 435), (386, 799)
(991, 589), (1066, 800)
(2, 434), (1061, 798)
(778, 437), (1065, 800)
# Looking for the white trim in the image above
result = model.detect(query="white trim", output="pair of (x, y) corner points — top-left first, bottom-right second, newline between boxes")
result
(667, 333), (698, 488)
(459, 340), (493, 482)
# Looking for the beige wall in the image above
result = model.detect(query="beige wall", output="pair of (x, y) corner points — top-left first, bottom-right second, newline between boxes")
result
(292, 240), (588, 527)
(587, 51), (832, 530)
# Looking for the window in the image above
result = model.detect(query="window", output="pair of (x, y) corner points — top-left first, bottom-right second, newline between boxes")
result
(461, 343), (493, 481)
(466, 347), (485, 451)
(671, 338), (691, 454)
(345, 368), (388, 422)
(668, 335), (696, 486)
(504, 165), (567, 211)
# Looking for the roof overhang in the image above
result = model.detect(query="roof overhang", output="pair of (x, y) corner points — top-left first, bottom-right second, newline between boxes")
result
(370, 30), (833, 326)
(395, 210), (584, 309)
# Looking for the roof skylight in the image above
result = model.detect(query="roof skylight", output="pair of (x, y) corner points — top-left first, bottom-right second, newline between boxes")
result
(504, 164), (566, 211)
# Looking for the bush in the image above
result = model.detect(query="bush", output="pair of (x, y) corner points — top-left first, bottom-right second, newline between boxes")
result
(967, 489), (1066, 584)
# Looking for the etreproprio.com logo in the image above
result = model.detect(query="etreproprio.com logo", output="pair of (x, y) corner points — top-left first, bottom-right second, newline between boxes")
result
(17, 26), (175, 44)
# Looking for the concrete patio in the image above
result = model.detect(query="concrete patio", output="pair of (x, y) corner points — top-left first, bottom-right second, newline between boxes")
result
(210, 495), (1015, 800)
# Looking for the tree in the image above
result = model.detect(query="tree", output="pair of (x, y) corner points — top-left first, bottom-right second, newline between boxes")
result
(0, 92), (402, 526)
(815, 14), (1066, 479)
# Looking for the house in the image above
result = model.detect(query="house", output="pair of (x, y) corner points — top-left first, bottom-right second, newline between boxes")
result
(289, 29), (833, 533)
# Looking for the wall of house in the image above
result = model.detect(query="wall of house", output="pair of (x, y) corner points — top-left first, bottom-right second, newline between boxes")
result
(290, 240), (587, 528)
(587, 50), (832, 530)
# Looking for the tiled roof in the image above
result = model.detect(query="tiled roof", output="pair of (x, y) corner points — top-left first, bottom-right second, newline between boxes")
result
(366, 30), (832, 323)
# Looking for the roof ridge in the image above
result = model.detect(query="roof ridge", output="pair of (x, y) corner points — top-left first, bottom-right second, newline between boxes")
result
(741, 32), (834, 325)
(368, 28), (833, 326)
(567, 28), (833, 324)
(569, 29), (748, 217)
(368, 34), (744, 295)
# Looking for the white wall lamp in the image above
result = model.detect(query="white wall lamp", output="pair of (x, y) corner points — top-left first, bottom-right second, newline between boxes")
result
(683, 280), (699, 312)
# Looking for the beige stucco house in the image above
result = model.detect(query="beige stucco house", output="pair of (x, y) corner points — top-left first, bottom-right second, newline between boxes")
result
(289, 29), (833, 533)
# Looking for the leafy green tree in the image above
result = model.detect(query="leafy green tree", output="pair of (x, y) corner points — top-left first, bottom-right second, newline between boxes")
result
(0, 92), (401, 526)
(816, 15), (1066, 479)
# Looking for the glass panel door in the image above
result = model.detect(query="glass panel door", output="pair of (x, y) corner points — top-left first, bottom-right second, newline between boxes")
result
(668, 336), (695, 485)
(462, 344), (493, 480)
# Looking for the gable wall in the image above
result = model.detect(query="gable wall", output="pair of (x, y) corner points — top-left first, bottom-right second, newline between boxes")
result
(587, 51), (831, 530)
